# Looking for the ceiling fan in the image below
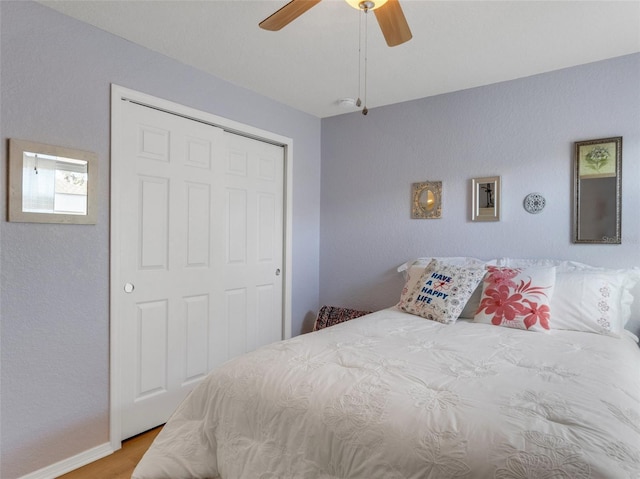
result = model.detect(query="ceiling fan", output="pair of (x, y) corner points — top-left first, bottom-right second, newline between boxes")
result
(259, 0), (412, 47)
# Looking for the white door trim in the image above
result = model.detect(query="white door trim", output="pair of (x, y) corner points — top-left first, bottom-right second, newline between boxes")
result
(109, 84), (293, 451)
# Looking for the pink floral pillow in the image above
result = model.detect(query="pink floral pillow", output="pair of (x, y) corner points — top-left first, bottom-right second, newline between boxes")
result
(474, 266), (556, 332)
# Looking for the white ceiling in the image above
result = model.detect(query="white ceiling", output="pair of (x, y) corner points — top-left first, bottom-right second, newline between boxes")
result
(39, 0), (640, 118)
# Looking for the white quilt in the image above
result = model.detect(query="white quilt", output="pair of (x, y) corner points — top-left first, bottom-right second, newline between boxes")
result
(133, 308), (640, 479)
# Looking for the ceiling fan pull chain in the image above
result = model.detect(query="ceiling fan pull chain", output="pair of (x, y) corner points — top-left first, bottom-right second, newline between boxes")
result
(362, 4), (369, 115)
(356, 7), (362, 108)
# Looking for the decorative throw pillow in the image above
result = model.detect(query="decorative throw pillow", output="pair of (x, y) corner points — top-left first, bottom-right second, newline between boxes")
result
(550, 270), (640, 336)
(496, 259), (640, 332)
(313, 305), (372, 331)
(474, 266), (556, 332)
(397, 257), (488, 310)
(400, 259), (486, 324)
(397, 263), (427, 309)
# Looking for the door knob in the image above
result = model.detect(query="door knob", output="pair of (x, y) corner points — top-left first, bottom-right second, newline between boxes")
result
(275, 268), (281, 276)
(124, 282), (135, 293)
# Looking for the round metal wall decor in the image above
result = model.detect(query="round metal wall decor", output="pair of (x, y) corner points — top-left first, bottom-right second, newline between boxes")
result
(523, 193), (546, 214)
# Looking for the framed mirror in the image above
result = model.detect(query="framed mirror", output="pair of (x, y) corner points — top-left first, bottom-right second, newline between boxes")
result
(8, 138), (97, 224)
(471, 176), (500, 222)
(411, 181), (442, 219)
(573, 137), (621, 244)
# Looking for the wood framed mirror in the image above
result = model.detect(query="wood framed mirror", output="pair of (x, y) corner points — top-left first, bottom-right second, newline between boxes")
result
(471, 176), (500, 222)
(573, 137), (621, 244)
(8, 138), (97, 224)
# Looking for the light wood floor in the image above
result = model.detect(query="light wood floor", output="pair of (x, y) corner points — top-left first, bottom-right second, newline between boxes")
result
(57, 427), (162, 479)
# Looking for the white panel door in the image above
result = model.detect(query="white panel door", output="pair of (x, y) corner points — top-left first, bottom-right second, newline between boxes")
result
(115, 100), (284, 439)
(219, 132), (284, 360)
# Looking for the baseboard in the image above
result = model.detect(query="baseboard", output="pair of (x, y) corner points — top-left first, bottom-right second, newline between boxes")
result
(18, 443), (114, 479)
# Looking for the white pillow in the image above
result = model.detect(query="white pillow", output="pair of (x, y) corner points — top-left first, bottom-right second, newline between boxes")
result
(551, 270), (640, 336)
(397, 256), (490, 275)
(497, 258), (640, 331)
(397, 263), (427, 309)
(401, 259), (486, 324)
(497, 258), (640, 333)
(459, 280), (489, 319)
(474, 266), (556, 332)
(496, 257), (569, 269)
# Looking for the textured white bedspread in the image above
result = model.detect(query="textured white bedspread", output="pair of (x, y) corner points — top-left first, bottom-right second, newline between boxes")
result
(133, 308), (640, 479)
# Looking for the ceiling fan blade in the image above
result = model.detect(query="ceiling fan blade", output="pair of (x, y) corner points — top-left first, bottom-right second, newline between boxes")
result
(259, 0), (323, 31)
(374, 0), (412, 47)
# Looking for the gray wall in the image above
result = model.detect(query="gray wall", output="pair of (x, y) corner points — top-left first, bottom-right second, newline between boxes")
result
(320, 53), (640, 312)
(0, 1), (320, 477)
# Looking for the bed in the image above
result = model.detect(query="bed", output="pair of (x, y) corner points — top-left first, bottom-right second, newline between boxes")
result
(132, 258), (640, 479)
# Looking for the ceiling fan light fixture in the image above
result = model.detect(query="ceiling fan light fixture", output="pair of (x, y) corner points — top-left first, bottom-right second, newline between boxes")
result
(345, 0), (388, 11)
(259, 0), (411, 47)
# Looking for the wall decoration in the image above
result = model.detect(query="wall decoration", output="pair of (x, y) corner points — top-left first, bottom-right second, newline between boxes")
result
(411, 181), (442, 219)
(574, 137), (621, 244)
(523, 193), (546, 214)
(8, 139), (98, 224)
(471, 176), (500, 222)
(578, 139), (618, 178)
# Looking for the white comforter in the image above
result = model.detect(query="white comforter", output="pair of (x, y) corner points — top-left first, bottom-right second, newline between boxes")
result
(133, 308), (640, 479)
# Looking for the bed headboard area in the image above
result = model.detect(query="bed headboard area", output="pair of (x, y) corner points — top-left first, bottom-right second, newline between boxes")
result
(397, 256), (640, 341)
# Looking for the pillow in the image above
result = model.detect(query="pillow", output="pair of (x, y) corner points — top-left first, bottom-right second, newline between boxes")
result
(459, 284), (484, 319)
(313, 305), (372, 331)
(397, 257), (489, 310)
(550, 270), (640, 336)
(397, 263), (427, 309)
(496, 257), (568, 269)
(400, 259), (486, 324)
(397, 256), (490, 275)
(474, 266), (556, 332)
(497, 258), (640, 330)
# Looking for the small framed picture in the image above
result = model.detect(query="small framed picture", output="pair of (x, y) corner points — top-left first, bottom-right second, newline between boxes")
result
(471, 176), (500, 222)
(576, 137), (620, 179)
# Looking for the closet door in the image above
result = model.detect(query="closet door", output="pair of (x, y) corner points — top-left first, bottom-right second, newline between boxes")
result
(114, 100), (284, 439)
(218, 131), (284, 362)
